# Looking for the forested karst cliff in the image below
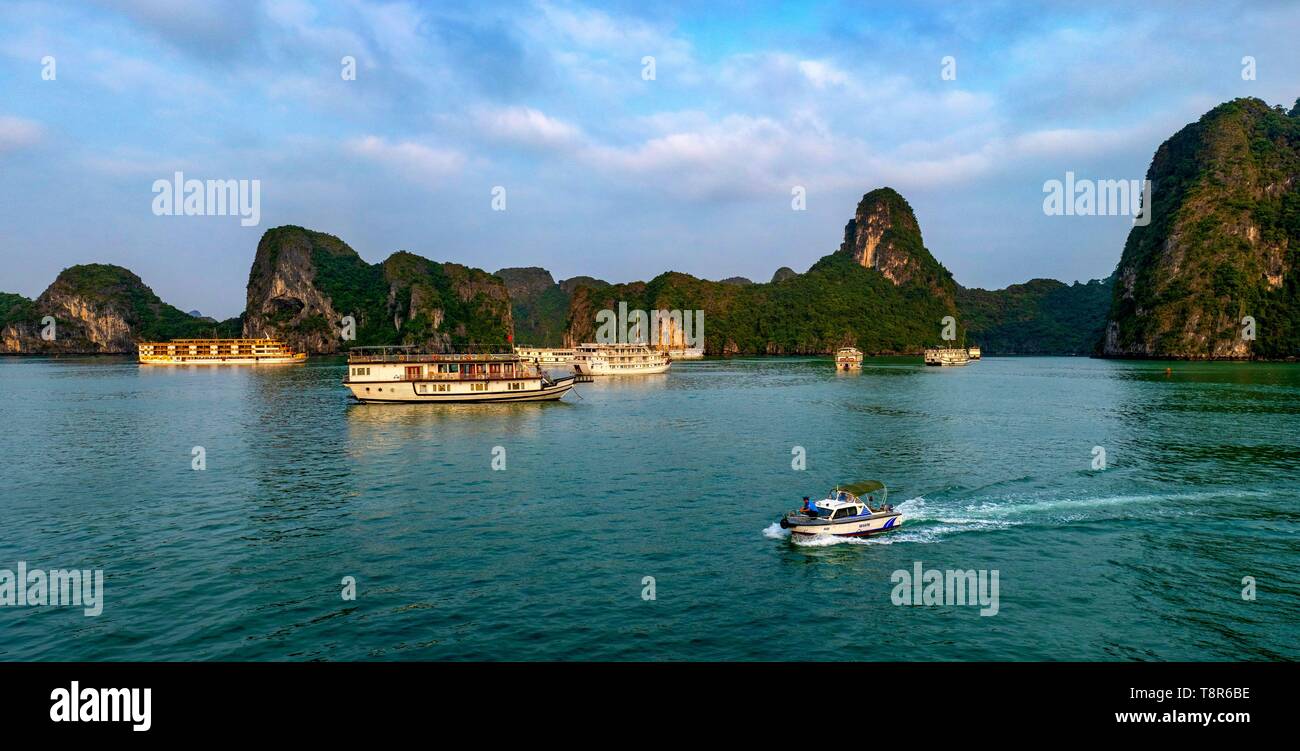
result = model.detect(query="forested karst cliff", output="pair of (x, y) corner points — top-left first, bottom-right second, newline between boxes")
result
(1103, 97), (1300, 359)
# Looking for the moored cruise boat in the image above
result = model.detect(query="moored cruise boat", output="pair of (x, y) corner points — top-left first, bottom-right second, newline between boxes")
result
(659, 346), (704, 359)
(513, 345), (576, 366)
(138, 338), (306, 365)
(923, 347), (971, 366)
(344, 345), (576, 403)
(835, 346), (863, 370)
(572, 342), (671, 376)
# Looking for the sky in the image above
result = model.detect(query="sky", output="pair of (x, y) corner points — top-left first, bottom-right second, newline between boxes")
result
(1, 0), (1298, 319)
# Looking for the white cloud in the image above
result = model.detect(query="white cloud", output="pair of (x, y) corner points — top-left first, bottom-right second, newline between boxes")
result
(347, 135), (465, 186)
(797, 59), (850, 89)
(472, 106), (583, 149)
(0, 116), (43, 153)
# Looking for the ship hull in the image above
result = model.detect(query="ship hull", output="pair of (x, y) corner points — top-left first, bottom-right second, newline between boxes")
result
(346, 376), (575, 403)
(785, 512), (902, 538)
(140, 355), (306, 366)
(572, 362), (670, 376)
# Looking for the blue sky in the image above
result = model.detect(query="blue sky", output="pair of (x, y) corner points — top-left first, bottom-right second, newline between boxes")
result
(1, 0), (1298, 318)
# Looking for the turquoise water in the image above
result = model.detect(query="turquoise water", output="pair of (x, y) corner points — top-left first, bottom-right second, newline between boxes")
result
(1, 356), (1296, 661)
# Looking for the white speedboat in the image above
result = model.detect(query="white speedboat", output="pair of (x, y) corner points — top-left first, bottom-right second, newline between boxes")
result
(778, 481), (901, 539)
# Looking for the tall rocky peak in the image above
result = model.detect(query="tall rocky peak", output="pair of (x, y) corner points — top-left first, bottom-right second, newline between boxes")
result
(244, 226), (512, 353)
(561, 187), (960, 355)
(839, 187), (931, 287)
(1103, 97), (1300, 359)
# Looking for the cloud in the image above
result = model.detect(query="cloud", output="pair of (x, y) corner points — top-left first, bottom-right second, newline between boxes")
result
(96, 0), (261, 59)
(347, 136), (466, 186)
(471, 106), (583, 149)
(0, 116), (43, 153)
(797, 59), (850, 89)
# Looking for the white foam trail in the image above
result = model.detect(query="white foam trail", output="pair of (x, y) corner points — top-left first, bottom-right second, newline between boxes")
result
(768, 489), (1268, 547)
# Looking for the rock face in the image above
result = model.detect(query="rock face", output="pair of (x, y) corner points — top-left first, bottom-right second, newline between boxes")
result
(491, 269), (614, 346)
(0, 265), (237, 354)
(1103, 97), (1300, 359)
(841, 188), (923, 286)
(243, 226), (512, 353)
(495, 267), (569, 346)
(838, 188), (958, 306)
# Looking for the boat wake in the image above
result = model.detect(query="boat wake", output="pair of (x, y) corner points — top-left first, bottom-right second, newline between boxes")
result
(764, 488), (1267, 546)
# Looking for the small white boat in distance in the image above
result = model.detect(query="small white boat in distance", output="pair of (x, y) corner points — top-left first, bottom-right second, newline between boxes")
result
(779, 481), (902, 539)
(967, 346), (982, 360)
(923, 347), (970, 366)
(572, 342), (671, 376)
(835, 347), (863, 370)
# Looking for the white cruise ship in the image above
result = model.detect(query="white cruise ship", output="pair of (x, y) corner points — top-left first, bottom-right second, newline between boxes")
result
(344, 345), (576, 403)
(923, 347), (971, 366)
(513, 345), (576, 366)
(572, 342), (671, 376)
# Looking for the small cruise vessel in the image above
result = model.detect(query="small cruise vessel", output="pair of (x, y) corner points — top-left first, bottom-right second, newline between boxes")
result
(344, 345), (576, 403)
(572, 342), (671, 376)
(138, 338), (306, 365)
(779, 481), (901, 538)
(924, 347), (971, 366)
(513, 345), (575, 366)
(660, 346), (704, 360)
(967, 345), (982, 360)
(835, 347), (863, 370)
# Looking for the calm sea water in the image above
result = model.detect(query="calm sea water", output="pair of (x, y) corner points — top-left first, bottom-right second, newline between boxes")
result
(1, 355), (1296, 661)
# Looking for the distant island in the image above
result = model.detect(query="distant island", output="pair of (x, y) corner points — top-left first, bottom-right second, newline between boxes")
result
(3, 96), (1297, 360)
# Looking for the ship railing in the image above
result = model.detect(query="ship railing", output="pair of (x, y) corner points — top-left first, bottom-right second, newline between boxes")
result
(347, 343), (516, 363)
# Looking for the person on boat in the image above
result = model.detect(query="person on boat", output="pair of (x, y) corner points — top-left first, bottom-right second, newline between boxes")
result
(801, 497), (815, 516)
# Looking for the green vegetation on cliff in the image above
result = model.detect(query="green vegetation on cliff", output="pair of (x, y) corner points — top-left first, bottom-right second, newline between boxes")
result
(244, 226), (511, 352)
(1105, 97), (1300, 358)
(495, 267), (571, 346)
(959, 278), (1112, 355)
(0, 292), (38, 330)
(52, 264), (240, 341)
(564, 191), (963, 355)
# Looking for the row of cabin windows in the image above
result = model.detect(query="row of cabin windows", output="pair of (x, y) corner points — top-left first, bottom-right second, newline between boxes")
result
(351, 367), (372, 376)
